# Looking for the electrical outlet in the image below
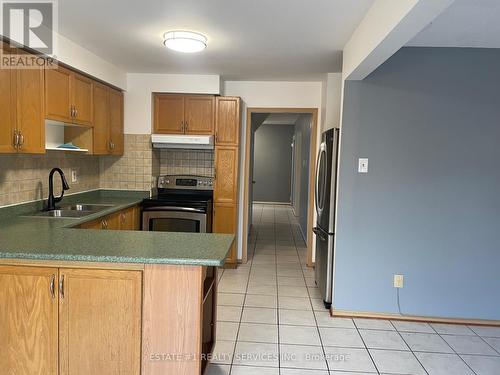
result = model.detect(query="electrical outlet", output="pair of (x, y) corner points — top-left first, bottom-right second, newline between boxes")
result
(393, 274), (404, 288)
(71, 169), (78, 183)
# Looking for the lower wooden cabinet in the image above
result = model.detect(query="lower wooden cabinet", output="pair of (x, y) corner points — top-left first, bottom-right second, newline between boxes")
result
(0, 266), (58, 374)
(78, 206), (140, 230)
(0, 265), (141, 375)
(142, 264), (217, 375)
(59, 268), (142, 375)
(213, 203), (237, 266)
(119, 206), (141, 230)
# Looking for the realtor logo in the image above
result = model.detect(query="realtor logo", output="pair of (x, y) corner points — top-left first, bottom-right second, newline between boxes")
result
(1, 0), (56, 54)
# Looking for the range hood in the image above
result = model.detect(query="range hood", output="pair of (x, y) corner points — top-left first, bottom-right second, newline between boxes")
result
(151, 134), (214, 150)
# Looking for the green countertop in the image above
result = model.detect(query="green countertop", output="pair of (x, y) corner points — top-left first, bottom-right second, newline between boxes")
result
(0, 190), (234, 267)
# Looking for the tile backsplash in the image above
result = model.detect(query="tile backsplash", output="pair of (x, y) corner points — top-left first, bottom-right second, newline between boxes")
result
(99, 134), (154, 191)
(158, 149), (214, 177)
(0, 152), (99, 207)
(0, 135), (217, 207)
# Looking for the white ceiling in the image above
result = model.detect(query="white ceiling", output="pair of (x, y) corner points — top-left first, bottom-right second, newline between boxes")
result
(58, 0), (374, 80)
(263, 113), (301, 125)
(408, 0), (500, 48)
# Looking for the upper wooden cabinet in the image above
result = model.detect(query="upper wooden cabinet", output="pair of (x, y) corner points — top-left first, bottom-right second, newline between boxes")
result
(153, 94), (214, 135)
(92, 83), (109, 154)
(45, 66), (72, 122)
(215, 96), (241, 146)
(0, 43), (16, 153)
(45, 66), (93, 126)
(72, 73), (93, 125)
(154, 94), (185, 134)
(214, 146), (239, 204)
(0, 266), (59, 374)
(0, 43), (45, 154)
(184, 95), (215, 135)
(92, 83), (124, 155)
(109, 88), (124, 155)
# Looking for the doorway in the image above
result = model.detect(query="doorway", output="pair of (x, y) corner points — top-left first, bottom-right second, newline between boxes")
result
(242, 108), (318, 266)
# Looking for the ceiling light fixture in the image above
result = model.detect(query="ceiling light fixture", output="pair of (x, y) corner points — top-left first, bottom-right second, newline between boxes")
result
(163, 30), (207, 53)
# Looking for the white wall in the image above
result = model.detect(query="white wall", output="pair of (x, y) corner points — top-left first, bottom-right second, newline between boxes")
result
(342, 0), (454, 80)
(321, 73), (343, 130)
(16, 31), (127, 89)
(124, 74), (221, 134)
(222, 80), (323, 260)
(56, 35), (127, 89)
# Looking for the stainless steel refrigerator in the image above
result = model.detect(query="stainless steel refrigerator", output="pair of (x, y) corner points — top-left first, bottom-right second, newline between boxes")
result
(313, 128), (340, 309)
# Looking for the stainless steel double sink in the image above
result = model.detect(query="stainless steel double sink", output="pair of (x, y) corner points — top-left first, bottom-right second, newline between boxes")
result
(28, 204), (114, 219)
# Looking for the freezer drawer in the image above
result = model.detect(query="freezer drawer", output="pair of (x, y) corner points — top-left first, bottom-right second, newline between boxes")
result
(313, 226), (334, 308)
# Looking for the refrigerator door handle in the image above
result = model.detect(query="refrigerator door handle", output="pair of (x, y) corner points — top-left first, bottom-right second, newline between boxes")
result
(315, 143), (327, 216)
(312, 226), (327, 241)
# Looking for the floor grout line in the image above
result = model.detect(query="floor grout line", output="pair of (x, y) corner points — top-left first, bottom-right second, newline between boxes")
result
(212, 204), (500, 374)
(428, 324), (480, 375)
(390, 320), (430, 375)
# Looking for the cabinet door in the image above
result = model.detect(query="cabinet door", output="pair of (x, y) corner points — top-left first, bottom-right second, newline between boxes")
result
(119, 206), (139, 230)
(213, 203), (237, 264)
(59, 268), (141, 375)
(79, 218), (103, 229)
(0, 43), (16, 153)
(215, 97), (240, 146)
(92, 83), (110, 155)
(184, 95), (215, 135)
(72, 73), (93, 126)
(45, 66), (72, 122)
(0, 266), (58, 375)
(109, 88), (124, 155)
(153, 94), (184, 134)
(214, 146), (238, 203)
(15, 57), (45, 154)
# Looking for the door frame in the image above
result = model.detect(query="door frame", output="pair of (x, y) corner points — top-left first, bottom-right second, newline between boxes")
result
(242, 107), (318, 267)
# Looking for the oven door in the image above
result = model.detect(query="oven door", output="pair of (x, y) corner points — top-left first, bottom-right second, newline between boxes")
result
(142, 207), (208, 233)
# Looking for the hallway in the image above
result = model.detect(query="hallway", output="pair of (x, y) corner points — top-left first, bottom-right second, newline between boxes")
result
(208, 205), (500, 375)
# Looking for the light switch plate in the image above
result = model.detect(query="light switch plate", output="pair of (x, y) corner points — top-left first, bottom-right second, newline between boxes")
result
(358, 158), (369, 173)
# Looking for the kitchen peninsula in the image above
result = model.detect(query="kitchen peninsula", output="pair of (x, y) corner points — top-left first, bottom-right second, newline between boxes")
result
(0, 190), (233, 375)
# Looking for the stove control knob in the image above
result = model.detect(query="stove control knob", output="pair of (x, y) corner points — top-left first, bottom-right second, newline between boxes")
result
(208, 181), (213, 186)
(165, 179), (170, 185)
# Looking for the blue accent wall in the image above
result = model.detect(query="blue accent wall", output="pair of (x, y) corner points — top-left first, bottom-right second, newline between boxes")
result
(335, 47), (500, 320)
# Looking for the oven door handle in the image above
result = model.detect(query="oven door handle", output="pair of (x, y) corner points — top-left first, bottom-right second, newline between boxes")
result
(143, 206), (206, 213)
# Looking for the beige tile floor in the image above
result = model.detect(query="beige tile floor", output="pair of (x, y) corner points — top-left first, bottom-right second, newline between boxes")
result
(207, 204), (500, 375)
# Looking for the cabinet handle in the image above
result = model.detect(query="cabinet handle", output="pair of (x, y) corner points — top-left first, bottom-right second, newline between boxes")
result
(185, 121), (188, 131)
(50, 274), (56, 299)
(59, 274), (65, 299)
(101, 219), (106, 229)
(121, 213), (125, 225)
(18, 132), (24, 148)
(70, 105), (74, 118)
(13, 130), (19, 149)
(181, 121), (185, 133)
(74, 107), (78, 118)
